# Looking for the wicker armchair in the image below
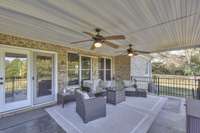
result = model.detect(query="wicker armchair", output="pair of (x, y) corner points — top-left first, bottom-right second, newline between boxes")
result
(75, 90), (106, 123)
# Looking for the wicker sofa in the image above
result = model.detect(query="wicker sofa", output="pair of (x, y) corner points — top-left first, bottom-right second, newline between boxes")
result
(83, 79), (107, 96)
(123, 80), (147, 97)
(75, 90), (106, 123)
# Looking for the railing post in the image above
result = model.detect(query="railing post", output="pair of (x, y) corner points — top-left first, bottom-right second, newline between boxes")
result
(157, 77), (160, 96)
(11, 77), (15, 97)
(197, 79), (200, 99)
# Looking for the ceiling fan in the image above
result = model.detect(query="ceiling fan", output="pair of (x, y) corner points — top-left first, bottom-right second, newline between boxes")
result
(117, 44), (150, 56)
(70, 28), (125, 50)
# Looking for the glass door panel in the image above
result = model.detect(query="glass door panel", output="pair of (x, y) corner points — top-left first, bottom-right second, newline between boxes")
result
(0, 48), (31, 112)
(36, 55), (52, 97)
(5, 53), (28, 103)
(34, 53), (55, 104)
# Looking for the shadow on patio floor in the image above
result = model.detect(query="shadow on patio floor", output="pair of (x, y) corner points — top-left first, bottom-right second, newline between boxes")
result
(148, 97), (186, 133)
(0, 109), (66, 133)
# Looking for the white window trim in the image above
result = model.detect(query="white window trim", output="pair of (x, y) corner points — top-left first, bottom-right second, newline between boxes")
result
(98, 57), (112, 81)
(80, 55), (92, 83)
(67, 52), (80, 86)
(0, 44), (58, 113)
(67, 53), (92, 86)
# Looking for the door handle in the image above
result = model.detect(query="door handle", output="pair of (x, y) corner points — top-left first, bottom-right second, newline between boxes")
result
(0, 77), (3, 80)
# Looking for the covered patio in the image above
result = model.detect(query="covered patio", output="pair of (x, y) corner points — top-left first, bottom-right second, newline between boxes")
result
(0, 96), (185, 133)
(0, 0), (200, 133)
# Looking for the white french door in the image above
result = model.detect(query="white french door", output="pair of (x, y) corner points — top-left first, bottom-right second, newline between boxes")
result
(33, 52), (55, 105)
(0, 48), (31, 112)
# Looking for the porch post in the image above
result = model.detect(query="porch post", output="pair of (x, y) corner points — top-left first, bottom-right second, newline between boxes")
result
(197, 79), (200, 99)
(157, 77), (160, 96)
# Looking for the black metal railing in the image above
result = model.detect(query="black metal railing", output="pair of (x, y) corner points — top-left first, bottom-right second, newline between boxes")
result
(5, 77), (27, 97)
(133, 75), (200, 99)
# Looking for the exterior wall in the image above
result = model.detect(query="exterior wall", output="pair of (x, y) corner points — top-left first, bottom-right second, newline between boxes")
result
(131, 55), (152, 89)
(0, 33), (113, 91)
(131, 55), (152, 77)
(113, 55), (131, 80)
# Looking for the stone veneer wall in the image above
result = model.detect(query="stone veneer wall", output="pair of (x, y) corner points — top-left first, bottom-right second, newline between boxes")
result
(114, 55), (131, 80)
(0, 33), (113, 91)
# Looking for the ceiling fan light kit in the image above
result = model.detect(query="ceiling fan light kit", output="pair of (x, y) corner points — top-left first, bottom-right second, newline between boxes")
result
(94, 41), (102, 48)
(115, 44), (150, 56)
(70, 28), (125, 50)
(70, 29), (150, 56)
(128, 52), (133, 56)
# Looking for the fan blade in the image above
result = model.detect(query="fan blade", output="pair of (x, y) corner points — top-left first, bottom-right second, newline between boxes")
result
(90, 43), (96, 50)
(70, 39), (93, 44)
(120, 52), (127, 55)
(83, 32), (96, 37)
(115, 50), (125, 53)
(104, 35), (125, 40)
(135, 50), (150, 54)
(103, 41), (119, 49)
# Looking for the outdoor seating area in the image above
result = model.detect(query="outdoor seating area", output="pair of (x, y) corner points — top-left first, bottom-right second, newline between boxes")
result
(1, 0), (200, 133)
(57, 78), (148, 123)
(46, 95), (167, 133)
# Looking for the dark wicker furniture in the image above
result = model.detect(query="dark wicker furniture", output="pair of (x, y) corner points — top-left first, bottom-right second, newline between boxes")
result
(106, 89), (126, 105)
(186, 99), (200, 133)
(125, 88), (147, 97)
(75, 90), (106, 123)
(57, 92), (75, 108)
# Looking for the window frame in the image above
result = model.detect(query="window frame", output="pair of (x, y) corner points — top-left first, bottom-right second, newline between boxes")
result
(67, 52), (80, 86)
(67, 52), (93, 86)
(80, 55), (92, 82)
(98, 57), (112, 81)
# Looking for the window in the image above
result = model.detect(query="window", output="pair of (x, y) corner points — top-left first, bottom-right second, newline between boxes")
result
(145, 62), (149, 75)
(98, 58), (112, 80)
(67, 53), (92, 86)
(105, 59), (111, 80)
(98, 58), (104, 80)
(68, 53), (79, 85)
(81, 56), (91, 81)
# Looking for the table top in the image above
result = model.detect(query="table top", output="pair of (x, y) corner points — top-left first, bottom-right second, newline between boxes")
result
(58, 92), (74, 96)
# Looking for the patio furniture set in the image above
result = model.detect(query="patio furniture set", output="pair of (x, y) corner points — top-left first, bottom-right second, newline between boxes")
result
(58, 78), (147, 123)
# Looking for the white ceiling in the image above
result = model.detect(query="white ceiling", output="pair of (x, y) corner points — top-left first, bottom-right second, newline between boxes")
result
(0, 0), (200, 55)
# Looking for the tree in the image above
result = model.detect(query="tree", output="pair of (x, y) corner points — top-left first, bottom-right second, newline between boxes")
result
(152, 48), (200, 76)
(5, 59), (27, 79)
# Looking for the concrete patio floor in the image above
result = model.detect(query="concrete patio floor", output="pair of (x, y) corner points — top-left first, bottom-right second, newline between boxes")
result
(46, 95), (167, 133)
(148, 97), (186, 133)
(0, 109), (66, 133)
(0, 96), (186, 133)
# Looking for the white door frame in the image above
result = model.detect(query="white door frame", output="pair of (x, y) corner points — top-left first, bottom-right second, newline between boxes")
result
(33, 52), (56, 105)
(0, 44), (58, 113)
(0, 51), (4, 112)
(0, 47), (31, 112)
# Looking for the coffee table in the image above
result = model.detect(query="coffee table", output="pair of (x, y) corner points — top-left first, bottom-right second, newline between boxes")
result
(57, 92), (75, 108)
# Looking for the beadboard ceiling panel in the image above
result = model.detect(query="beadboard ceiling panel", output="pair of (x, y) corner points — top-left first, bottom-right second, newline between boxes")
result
(0, 0), (200, 55)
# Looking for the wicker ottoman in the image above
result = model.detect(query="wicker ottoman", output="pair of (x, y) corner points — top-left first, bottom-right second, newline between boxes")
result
(125, 89), (147, 97)
(107, 89), (126, 105)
